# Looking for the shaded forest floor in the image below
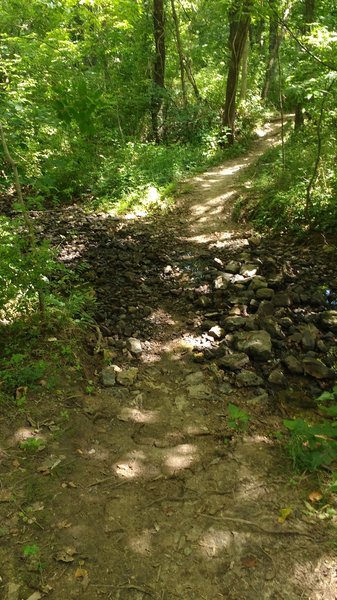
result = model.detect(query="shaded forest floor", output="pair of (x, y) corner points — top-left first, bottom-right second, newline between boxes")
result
(2, 122), (337, 599)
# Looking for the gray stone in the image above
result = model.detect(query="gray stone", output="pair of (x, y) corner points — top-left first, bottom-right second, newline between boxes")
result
(101, 365), (117, 387)
(268, 368), (287, 386)
(319, 310), (337, 333)
(302, 358), (335, 380)
(209, 325), (225, 339)
(236, 370), (264, 387)
(248, 392), (269, 404)
(196, 295), (212, 308)
(217, 352), (250, 371)
(126, 337), (142, 356)
(256, 287), (274, 300)
(234, 330), (272, 361)
(116, 367), (139, 386)
(283, 355), (303, 375)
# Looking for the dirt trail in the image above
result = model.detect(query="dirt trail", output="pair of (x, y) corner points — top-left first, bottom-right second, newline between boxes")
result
(1, 124), (337, 600)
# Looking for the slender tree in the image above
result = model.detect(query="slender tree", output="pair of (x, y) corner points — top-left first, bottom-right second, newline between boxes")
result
(151, 0), (166, 142)
(222, 0), (251, 144)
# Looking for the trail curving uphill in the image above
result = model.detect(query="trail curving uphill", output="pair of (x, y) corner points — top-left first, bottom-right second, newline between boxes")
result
(2, 122), (337, 600)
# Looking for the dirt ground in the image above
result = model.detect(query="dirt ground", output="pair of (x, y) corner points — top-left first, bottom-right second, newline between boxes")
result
(1, 122), (337, 600)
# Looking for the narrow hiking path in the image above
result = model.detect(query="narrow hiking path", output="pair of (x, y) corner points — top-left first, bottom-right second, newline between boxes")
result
(2, 122), (337, 600)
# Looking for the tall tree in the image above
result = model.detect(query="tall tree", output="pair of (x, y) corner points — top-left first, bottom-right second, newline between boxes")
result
(222, 0), (251, 144)
(151, 0), (166, 142)
(294, 0), (315, 129)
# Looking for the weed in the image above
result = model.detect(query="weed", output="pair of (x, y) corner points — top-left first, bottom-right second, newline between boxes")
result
(23, 544), (40, 559)
(20, 438), (45, 452)
(227, 403), (250, 432)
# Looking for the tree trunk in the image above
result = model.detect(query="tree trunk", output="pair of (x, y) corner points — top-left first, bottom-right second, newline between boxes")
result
(261, 0), (280, 101)
(151, 0), (166, 142)
(222, 1), (251, 145)
(170, 0), (187, 107)
(294, 0), (315, 130)
(239, 34), (249, 103)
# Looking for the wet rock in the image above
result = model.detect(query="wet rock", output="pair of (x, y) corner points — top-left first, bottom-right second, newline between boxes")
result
(273, 292), (292, 307)
(268, 368), (287, 386)
(217, 352), (250, 371)
(301, 325), (319, 351)
(234, 330), (272, 361)
(302, 358), (335, 380)
(101, 365), (117, 387)
(283, 355), (303, 375)
(116, 367), (139, 386)
(256, 287), (274, 300)
(126, 337), (142, 356)
(222, 316), (246, 331)
(236, 370), (264, 387)
(260, 317), (285, 340)
(319, 310), (337, 333)
(249, 276), (268, 291)
(257, 301), (274, 318)
(224, 260), (240, 274)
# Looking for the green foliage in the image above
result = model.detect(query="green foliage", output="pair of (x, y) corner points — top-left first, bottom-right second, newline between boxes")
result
(22, 544), (40, 559)
(20, 437), (45, 452)
(284, 387), (337, 473)
(227, 403), (250, 431)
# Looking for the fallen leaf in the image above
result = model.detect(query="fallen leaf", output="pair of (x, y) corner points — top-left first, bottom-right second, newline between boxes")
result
(0, 489), (12, 502)
(75, 568), (88, 579)
(308, 490), (323, 503)
(278, 507), (293, 524)
(241, 556), (258, 568)
(26, 592), (42, 600)
(15, 386), (27, 400)
(56, 520), (72, 529)
(55, 546), (77, 563)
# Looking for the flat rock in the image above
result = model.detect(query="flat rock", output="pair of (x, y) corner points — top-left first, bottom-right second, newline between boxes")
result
(224, 260), (240, 274)
(116, 367), (139, 386)
(187, 383), (213, 399)
(302, 358), (335, 380)
(283, 355), (303, 375)
(273, 292), (292, 307)
(101, 365), (117, 387)
(214, 275), (230, 290)
(222, 316), (246, 331)
(217, 352), (250, 371)
(126, 337), (142, 355)
(209, 325), (225, 339)
(268, 368), (287, 386)
(301, 325), (319, 351)
(256, 287), (274, 300)
(234, 330), (272, 361)
(236, 370), (264, 387)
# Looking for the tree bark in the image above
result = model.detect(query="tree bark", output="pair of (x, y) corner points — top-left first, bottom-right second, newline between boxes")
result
(170, 0), (187, 107)
(294, 0), (315, 130)
(261, 0), (280, 101)
(151, 0), (166, 142)
(239, 34), (249, 103)
(222, 1), (251, 145)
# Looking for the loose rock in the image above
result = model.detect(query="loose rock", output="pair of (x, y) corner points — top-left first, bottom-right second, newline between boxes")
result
(234, 330), (272, 361)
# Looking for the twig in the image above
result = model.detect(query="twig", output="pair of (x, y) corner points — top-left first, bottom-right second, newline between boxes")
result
(199, 513), (314, 538)
(119, 583), (155, 597)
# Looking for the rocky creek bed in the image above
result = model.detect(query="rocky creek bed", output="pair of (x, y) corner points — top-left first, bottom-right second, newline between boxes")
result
(1, 124), (337, 599)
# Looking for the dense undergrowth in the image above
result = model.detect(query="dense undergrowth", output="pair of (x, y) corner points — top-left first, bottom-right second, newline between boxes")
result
(236, 119), (337, 234)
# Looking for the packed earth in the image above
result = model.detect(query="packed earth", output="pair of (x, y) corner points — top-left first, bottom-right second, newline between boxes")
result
(2, 122), (337, 600)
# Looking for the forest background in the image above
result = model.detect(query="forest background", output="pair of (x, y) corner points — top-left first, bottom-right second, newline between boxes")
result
(0, 0), (337, 354)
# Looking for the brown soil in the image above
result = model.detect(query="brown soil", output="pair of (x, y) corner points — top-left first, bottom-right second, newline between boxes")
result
(1, 123), (337, 600)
